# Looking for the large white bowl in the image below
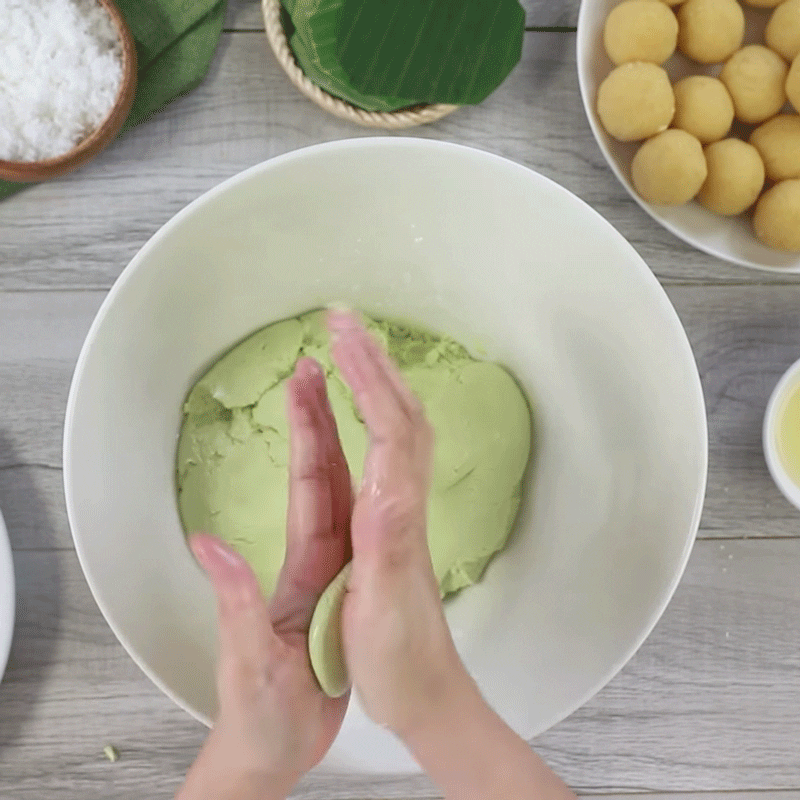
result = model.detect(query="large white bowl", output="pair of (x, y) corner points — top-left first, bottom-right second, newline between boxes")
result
(64, 138), (708, 775)
(577, 0), (800, 273)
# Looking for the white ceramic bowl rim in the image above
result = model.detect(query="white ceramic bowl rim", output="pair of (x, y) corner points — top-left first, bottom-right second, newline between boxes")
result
(764, 356), (800, 511)
(0, 508), (15, 683)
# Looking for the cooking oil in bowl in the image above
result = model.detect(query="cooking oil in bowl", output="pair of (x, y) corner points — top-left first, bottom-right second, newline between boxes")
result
(765, 359), (800, 512)
(775, 380), (800, 490)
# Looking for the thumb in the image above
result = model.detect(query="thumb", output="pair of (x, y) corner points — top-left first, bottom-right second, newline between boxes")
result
(190, 533), (278, 667)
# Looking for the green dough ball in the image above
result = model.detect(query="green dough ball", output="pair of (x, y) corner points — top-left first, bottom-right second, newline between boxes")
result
(177, 310), (532, 696)
(309, 563), (351, 697)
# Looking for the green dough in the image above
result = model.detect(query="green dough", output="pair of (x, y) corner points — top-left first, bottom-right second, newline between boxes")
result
(177, 310), (532, 695)
(308, 562), (351, 697)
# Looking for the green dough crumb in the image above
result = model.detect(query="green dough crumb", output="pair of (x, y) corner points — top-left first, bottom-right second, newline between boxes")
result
(103, 745), (119, 763)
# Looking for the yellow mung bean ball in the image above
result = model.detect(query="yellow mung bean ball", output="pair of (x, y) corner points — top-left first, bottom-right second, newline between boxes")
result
(750, 114), (800, 181)
(597, 62), (675, 141)
(753, 180), (800, 252)
(720, 45), (788, 124)
(672, 76), (735, 142)
(604, 0), (679, 65)
(697, 139), (766, 215)
(677, 0), (745, 64)
(632, 129), (708, 204)
(766, 0), (800, 62)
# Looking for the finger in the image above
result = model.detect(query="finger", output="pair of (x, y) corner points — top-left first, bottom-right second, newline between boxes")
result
(327, 312), (432, 562)
(312, 368), (354, 568)
(357, 323), (425, 422)
(328, 311), (410, 441)
(190, 533), (278, 667)
(271, 358), (351, 632)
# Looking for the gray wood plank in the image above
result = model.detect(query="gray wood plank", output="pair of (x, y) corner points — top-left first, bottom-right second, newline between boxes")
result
(668, 284), (800, 539)
(2, 539), (799, 798)
(537, 538), (800, 794)
(1, 34), (795, 291)
(594, 795), (800, 800)
(2, 286), (799, 554)
(224, 0), (579, 31)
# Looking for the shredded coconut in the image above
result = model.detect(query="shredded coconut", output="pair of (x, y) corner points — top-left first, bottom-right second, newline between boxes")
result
(0, 0), (124, 162)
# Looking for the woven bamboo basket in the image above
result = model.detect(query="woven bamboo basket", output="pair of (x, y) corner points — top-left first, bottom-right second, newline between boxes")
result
(262, 0), (458, 129)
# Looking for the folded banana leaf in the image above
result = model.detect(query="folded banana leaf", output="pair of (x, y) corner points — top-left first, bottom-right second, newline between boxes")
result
(281, 0), (525, 112)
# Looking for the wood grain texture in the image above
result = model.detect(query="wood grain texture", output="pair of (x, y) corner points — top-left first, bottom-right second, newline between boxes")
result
(2, 34), (798, 291)
(1, 540), (799, 799)
(223, 0), (580, 31)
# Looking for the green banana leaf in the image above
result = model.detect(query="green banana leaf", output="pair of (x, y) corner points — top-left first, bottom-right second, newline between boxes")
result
(281, 0), (524, 112)
(284, 0), (418, 112)
(337, 0), (525, 106)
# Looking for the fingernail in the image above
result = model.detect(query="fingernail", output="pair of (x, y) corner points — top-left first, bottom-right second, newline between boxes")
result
(190, 533), (245, 575)
(325, 301), (352, 313)
(295, 357), (322, 380)
(327, 307), (359, 333)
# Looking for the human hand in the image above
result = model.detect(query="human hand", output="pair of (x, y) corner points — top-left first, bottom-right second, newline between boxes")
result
(177, 358), (352, 800)
(329, 312), (575, 800)
(327, 310), (473, 741)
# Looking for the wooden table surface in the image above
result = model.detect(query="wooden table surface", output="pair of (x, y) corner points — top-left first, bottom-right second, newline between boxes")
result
(2, 1), (800, 798)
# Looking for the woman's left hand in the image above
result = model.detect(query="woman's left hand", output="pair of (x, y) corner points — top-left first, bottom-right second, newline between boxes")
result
(177, 357), (352, 800)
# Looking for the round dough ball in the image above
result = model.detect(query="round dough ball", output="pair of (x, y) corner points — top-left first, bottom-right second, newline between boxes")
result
(657, 0), (687, 6)
(753, 179), (800, 251)
(677, 0), (745, 64)
(597, 62), (675, 141)
(720, 45), (789, 124)
(742, 0), (784, 7)
(766, 0), (800, 62)
(672, 76), (735, 142)
(697, 139), (765, 215)
(604, 0), (679, 65)
(632, 129), (708, 204)
(750, 115), (800, 180)
(788, 54), (800, 112)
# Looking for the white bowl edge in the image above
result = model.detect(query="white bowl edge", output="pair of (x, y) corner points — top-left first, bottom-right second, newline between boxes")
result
(763, 356), (800, 512)
(0, 508), (15, 683)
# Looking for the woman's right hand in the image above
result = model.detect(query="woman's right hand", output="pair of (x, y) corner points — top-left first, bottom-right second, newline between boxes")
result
(328, 310), (576, 800)
(328, 310), (472, 739)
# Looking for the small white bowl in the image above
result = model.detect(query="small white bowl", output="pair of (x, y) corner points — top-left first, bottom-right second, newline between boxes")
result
(0, 508), (15, 684)
(577, 0), (800, 273)
(764, 357), (800, 511)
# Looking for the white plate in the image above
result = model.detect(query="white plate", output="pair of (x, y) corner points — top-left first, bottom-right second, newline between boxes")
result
(64, 138), (708, 775)
(0, 508), (15, 684)
(577, 0), (800, 273)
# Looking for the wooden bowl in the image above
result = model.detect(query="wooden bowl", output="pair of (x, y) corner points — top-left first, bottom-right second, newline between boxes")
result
(262, 0), (457, 129)
(0, 0), (138, 183)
